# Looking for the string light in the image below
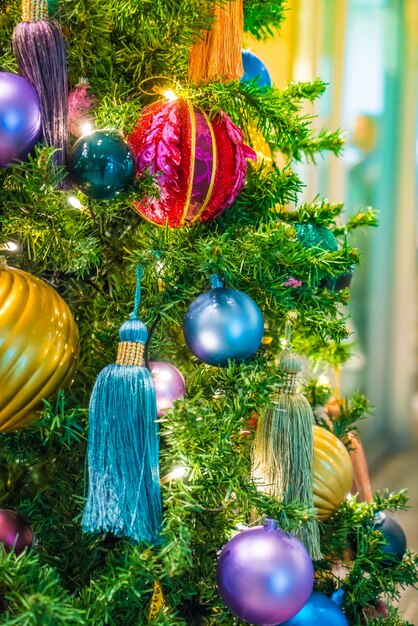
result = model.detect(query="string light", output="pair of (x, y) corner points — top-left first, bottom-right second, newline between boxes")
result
(81, 122), (94, 135)
(162, 89), (178, 102)
(161, 465), (188, 484)
(1, 241), (18, 252)
(68, 196), (83, 210)
(318, 374), (330, 386)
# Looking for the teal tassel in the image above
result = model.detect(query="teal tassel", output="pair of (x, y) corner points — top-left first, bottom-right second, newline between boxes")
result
(82, 268), (162, 544)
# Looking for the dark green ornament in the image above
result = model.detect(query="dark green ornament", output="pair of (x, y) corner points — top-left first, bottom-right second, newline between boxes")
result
(294, 222), (338, 252)
(69, 129), (135, 200)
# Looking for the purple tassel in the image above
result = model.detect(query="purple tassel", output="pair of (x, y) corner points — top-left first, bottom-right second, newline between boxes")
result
(13, 18), (69, 177)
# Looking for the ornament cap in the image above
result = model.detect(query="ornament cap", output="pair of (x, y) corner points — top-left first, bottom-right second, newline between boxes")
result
(373, 510), (386, 527)
(331, 589), (345, 606)
(264, 518), (278, 531)
(209, 274), (223, 289)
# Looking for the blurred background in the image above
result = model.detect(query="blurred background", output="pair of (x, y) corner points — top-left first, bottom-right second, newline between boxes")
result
(247, 0), (418, 618)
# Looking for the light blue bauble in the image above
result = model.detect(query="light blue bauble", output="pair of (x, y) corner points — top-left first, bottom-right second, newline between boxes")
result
(280, 591), (348, 626)
(241, 50), (272, 89)
(183, 287), (264, 367)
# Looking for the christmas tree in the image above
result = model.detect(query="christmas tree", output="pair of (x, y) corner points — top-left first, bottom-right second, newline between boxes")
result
(0, 0), (417, 624)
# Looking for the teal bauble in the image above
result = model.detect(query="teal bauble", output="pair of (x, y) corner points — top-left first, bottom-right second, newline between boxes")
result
(69, 129), (135, 200)
(294, 222), (338, 252)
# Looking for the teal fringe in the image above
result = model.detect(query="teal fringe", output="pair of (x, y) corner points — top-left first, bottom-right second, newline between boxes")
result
(82, 319), (162, 544)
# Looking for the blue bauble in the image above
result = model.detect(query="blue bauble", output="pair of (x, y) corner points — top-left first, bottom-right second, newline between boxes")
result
(69, 129), (135, 200)
(183, 286), (264, 367)
(280, 591), (348, 626)
(241, 50), (272, 89)
(373, 512), (407, 562)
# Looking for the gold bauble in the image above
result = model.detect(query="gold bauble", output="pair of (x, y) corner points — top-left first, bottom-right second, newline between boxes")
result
(0, 264), (79, 431)
(247, 122), (273, 168)
(313, 425), (353, 520)
(148, 581), (164, 619)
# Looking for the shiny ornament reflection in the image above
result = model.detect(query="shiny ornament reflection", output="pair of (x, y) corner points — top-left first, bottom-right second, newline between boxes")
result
(0, 264), (79, 431)
(150, 361), (186, 417)
(0, 72), (42, 167)
(0, 509), (33, 555)
(69, 129), (135, 200)
(216, 519), (314, 625)
(183, 283), (264, 367)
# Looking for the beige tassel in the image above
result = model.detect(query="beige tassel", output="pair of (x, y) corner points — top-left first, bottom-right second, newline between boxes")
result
(253, 313), (322, 560)
(188, 0), (244, 83)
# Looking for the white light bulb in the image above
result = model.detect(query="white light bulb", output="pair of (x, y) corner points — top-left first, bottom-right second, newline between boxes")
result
(4, 241), (18, 251)
(162, 89), (178, 102)
(318, 374), (330, 386)
(81, 122), (93, 135)
(68, 196), (83, 210)
(167, 466), (187, 480)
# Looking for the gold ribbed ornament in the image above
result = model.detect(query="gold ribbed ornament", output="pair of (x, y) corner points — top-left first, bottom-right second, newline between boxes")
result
(313, 425), (354, 520)
(0, 264), (79, 431)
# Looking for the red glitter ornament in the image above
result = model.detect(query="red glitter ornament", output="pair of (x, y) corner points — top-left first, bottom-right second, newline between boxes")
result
(128, 98), (256, 227)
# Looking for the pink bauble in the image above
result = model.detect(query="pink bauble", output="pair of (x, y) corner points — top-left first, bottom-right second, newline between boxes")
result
(150, 361), (186, 417)
(0, 509), (33, 555)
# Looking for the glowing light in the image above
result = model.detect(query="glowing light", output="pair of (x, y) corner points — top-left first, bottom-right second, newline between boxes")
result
(68, 196), (83, 210)
(318, 374), (330, 386)
(162, 89), (178, 102)
(3, 241), (18, 252)
(166, 466), (188, 481)
(81, 122), (94, 135)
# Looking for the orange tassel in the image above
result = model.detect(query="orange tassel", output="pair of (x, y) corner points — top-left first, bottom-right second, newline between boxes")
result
(188, 0), (244, 83)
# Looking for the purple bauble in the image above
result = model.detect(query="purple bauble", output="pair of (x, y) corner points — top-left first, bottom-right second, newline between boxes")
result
(0, 509), (33, 555)
(150, 361), (186, 417)
(0, 72), (42, 167)
(216, 519), (314, 625)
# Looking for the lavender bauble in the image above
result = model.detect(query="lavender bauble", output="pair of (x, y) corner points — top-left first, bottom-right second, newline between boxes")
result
(0, 509), (33, 555)
(216, 519), (314, 625)
(0, 72), (41, 167)
(150, 361), (186, 417)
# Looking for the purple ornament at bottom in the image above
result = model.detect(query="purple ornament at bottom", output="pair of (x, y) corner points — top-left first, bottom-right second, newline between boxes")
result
(149, 361), (186, 417)
(0, 509), (33, 555)
(216, 519), (314, 625)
